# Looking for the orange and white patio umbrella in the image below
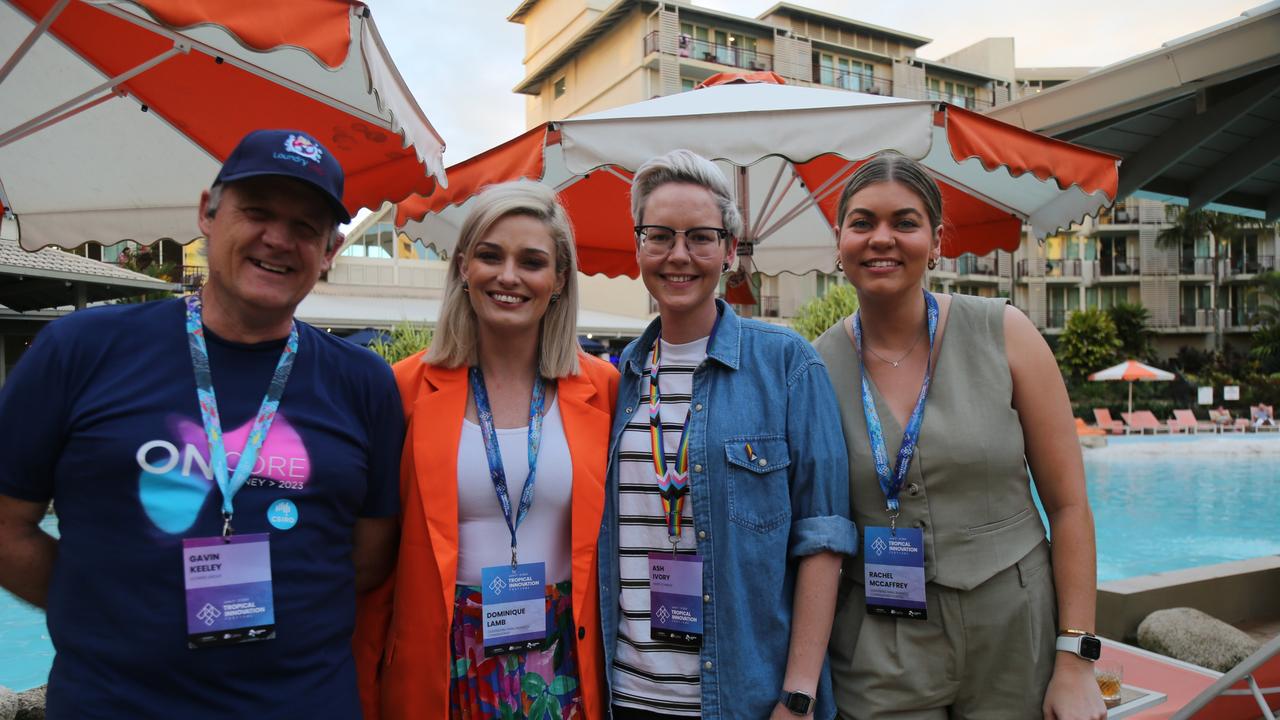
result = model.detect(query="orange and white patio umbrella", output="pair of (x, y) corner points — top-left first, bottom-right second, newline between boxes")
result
(1089, 359), (1176, 413)
(396, 74), (1118, 278)
(0, 0), (447, 251)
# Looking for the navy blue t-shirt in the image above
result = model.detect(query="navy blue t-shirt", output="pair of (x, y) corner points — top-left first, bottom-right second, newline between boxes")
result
(0, 299), (404, 719)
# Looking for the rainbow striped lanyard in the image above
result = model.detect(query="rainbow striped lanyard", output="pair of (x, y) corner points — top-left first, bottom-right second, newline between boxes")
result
(646, 313), (720, 548)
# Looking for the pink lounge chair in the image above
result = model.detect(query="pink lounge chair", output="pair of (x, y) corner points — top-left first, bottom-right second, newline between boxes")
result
(1171, 409), (1213, 434)
(1093, 408), (1125, 435)
(1123, 411), (1166, 434)
(1100, 634), (1280, 719)
(1210, 408), (1250, 433)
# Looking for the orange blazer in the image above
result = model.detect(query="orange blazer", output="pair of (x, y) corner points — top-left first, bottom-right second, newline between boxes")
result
(354, 350), (619, 720)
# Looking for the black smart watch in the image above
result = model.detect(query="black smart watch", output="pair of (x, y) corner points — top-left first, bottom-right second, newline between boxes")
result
(779, 689), (815, 716)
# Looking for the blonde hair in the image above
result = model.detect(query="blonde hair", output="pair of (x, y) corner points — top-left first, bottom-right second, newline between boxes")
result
(425, 180), (581, 378)
(630, 149), (743, 238)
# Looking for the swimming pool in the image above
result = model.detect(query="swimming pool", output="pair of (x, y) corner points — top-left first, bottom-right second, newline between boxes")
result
(2, 435), (1278, 690)
(1080, 434), (1280, 582)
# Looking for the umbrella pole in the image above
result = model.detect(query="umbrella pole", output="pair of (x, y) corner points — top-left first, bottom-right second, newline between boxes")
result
(1128, 382), (1133, 415)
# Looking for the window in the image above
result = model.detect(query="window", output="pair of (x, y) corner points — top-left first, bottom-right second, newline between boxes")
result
(819, 53), (873, 91)
(679, 21), (763, 69)
(553, 76), (566, 99)
(815, 272), (845, 298)
(927, 77), (980, 109)
(340, 221), (395, 259)
(681, 78), (696, 92)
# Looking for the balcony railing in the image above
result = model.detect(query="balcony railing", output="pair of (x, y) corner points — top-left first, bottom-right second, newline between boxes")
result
(1179, 257), (1214, 275)
(815, 67), (892, 95)
(1046, 308), (1067, 329)
(180, 263), (208, 291)
(1224, 254), (1276, 277)
(644, 31), (773, 72)
(926, 89), (993, 111)
(955, 255), (998, 276)
(934, 257), (958, 273)
(1228, 306), (1260, 328)
(1098, 256), (1139, 276)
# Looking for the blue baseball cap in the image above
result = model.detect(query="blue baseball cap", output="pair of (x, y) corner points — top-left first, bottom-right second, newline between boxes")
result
(213, 129), (352, 223)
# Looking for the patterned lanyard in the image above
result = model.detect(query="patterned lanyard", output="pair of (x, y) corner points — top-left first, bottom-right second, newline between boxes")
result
(184, 294), (298, 538)
(469, 367), (546, 568)
(647, 313), (720, 546)
(852, 289), (939, 526)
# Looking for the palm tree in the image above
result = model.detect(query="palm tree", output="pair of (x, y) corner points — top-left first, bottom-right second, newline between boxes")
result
(1157, 209), (1257, 353)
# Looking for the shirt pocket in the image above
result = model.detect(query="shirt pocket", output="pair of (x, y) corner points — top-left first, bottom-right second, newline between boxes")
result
(724, 435), (792, 533)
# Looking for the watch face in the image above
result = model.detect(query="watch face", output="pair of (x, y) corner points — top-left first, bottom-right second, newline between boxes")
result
(1080, 635), (1102, 661)
(784, 692), (814, 714)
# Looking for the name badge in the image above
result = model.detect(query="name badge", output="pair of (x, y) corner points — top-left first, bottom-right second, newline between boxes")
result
(183, 533), (276, 648)
(480, 562), (547, 657)
(863, 526), (927, 620)
(648, 552), (702, 646)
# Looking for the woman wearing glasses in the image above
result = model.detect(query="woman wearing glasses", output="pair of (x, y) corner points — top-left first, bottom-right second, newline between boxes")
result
(354, 181), (618, 720)
(598, 149), (856, 719)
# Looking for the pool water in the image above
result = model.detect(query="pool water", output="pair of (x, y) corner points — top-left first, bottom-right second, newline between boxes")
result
(2, 435), (1278, 690)
(1078, 435), (1280, 582)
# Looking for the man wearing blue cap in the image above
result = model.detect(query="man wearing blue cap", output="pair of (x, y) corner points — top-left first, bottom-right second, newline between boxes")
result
(0, 129), (403, 719)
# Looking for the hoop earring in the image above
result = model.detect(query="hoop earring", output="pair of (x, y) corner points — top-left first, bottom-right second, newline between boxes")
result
(461, 279), (470, 293)
(836, 259), (844, 272)
(927, 258), (937, 270)
(550, 292), (561, 303)
(723, 261), (731, 272)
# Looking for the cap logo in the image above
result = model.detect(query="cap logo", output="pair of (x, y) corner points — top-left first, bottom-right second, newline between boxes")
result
(283, 134), (323, 163)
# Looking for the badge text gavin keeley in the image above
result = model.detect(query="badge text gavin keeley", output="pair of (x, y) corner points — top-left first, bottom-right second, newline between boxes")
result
(189, 552), (221, 573)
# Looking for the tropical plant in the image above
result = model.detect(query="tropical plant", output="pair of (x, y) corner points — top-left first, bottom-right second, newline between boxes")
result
(791, 284), (859, 341)
(1106, 302), (1153, 360)
(1250, 270), (1280, 373)
(1156, 209), (1261, 352)
(112, 245), (180, 304)
(367, 322), (434, 365)
(1055, 308), (1121, 380)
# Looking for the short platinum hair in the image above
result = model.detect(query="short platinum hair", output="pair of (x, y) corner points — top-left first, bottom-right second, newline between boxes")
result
(630, 149), (743, 239)
(205, 182), (341, 252)
(426, 180), (581, 378)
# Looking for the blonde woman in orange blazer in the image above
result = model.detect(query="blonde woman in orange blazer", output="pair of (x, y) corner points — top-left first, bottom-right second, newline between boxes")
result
(354, 181), (618, 720)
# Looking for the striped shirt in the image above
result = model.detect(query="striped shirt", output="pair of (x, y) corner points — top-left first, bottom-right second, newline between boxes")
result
(610, 336), (705, 716)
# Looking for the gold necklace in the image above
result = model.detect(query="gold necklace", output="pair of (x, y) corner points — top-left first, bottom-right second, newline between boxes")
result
(862, 327), (925, 368)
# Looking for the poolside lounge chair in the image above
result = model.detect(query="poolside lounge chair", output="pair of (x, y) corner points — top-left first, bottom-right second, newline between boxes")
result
(1102, 634), (1280, 719)
(1171, 409), (1215, 434)
(1123, 411), (1167, 434)
(1075, 417), (1107, 436)
(1093, 408), (1125, 434)
(1210, 408), (1251, 432)
(1252, 404), (1278, 432)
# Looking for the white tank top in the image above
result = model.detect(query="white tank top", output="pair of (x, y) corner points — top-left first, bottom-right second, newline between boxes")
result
(456, 398), (573, 586)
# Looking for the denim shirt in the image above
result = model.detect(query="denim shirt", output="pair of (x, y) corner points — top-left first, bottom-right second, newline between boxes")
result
(598, 301), (857, 719)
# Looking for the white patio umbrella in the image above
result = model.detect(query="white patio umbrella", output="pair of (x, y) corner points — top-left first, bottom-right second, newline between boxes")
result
(396, 75), (1119, 277)
(0, 0), (447, 251)
(1088, 359), (1176, 414)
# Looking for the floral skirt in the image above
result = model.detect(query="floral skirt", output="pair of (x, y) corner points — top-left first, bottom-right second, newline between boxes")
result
(449, 580), (583, 720)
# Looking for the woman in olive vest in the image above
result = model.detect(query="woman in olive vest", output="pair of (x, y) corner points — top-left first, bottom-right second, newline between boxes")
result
(813, 152), (1106, 720)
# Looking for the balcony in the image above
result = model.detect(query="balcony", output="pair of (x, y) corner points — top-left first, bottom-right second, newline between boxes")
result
(1227, 306), (1260, 328)
(926, 89), (993, 111)
(955, 255), (997, 276)
(815, 67), (892, 95)
(180, 263), (208, 291)
(1096, 207), (1134, 225)
(1179, 257), (1214, 276)
(644, 31), (773, 72)
(934, 257), (958, 273)
(1098, 256), (1139, 277)
(1223, 254), (1276, 277)
(1016, 259), (1083, 278)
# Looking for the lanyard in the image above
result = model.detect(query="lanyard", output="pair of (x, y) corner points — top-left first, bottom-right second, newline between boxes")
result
(184, 294), (298, 538)
(469, 367), (546, 568)
(646, 312), (721, 547)
(852, 290), (939, 525)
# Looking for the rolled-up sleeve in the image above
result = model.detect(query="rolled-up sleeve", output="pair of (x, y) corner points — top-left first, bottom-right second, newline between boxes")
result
(785, 359), (857, 559)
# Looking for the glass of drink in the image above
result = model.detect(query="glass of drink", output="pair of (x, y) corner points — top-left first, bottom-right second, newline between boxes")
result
(1095, 661), (1123, 706)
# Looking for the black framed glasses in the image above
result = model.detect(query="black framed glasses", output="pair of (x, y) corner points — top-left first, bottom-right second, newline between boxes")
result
(634, 225), (729, 258)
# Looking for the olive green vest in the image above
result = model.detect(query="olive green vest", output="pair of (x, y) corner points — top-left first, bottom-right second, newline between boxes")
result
(813, 293), (1046, 591)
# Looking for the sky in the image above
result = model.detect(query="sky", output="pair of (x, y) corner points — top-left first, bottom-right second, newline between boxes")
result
(370, 0), (1262, 164)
